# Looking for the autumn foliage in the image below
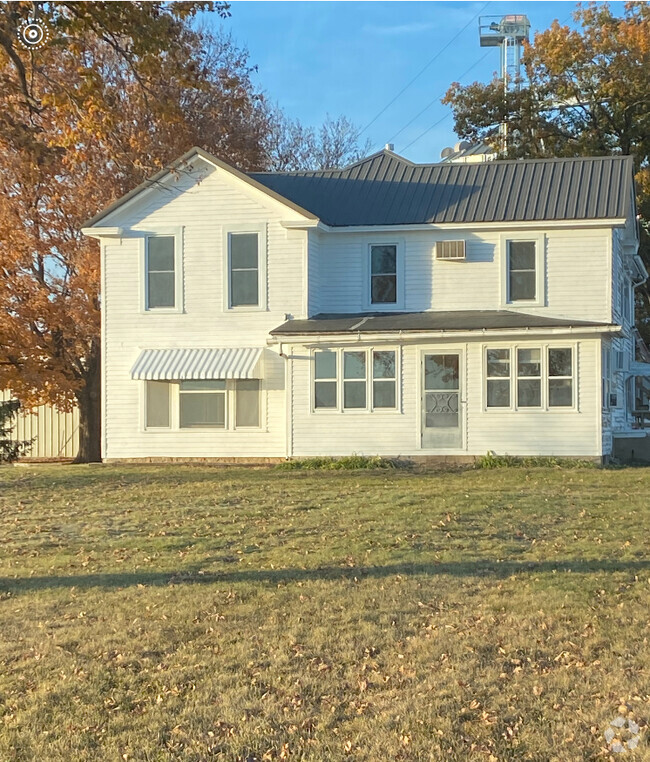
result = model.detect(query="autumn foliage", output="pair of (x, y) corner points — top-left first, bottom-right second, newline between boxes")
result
(0, 1), (269, 461)
(444, 2), (650, 332)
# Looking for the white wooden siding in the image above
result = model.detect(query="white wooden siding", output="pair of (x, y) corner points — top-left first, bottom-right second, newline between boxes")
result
(290, 337), (603, 458)
(101, 164), (306, 459)
(316, 228), (612, 321)
(307, 229), (321, 316)
(0, 390), (79, 459)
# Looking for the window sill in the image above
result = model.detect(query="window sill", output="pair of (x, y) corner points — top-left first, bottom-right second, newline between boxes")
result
(482, 407), (578, 414)
(227, 305), (268, 313)
(141, 308), (184, 315)
(143, 427), (268, 433)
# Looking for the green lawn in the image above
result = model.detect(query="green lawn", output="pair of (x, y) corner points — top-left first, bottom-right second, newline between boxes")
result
(0, 464), (648, 761)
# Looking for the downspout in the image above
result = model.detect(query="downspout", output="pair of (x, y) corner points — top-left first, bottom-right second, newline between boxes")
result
(278, 342), (293, 460)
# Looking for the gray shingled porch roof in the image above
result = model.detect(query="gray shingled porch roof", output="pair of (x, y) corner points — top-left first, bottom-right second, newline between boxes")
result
(251, 150), (633, 227)
(270, 311), (616, 336)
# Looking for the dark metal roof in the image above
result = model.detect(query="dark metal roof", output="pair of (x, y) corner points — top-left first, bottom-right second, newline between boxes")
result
(270, 310), (616, 336)
(251, 150), (633, 227)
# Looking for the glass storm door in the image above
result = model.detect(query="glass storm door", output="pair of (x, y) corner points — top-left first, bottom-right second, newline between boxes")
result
(422, 353), (462, 449)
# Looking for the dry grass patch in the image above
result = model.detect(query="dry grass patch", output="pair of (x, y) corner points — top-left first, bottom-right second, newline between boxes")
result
(0, 464), (649, 761)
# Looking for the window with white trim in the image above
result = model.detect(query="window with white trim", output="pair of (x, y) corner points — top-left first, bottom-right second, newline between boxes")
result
(486, 349), (511, 408)
(372, 350), (397, 408)
(144, 380), (261, 430)
(146, 381), (171, 428)
(517, 348), (541, 407)
(179, 380), (226, 428)
(236, 380), (261, 428)
(229, 232), (260, 307)
(548, 348), (573, 407)
(313, 348), (398, 411)
(314, 350), (337, 409)
(146, 235), (176, 309)
(370, 245), (397, 304)
(343, 351), (366, 409)
(485, 345), (575, 410)
(507, 241), (536, 302)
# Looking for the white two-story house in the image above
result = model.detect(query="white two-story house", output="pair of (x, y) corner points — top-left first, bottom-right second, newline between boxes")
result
(82, 146), (649, 462)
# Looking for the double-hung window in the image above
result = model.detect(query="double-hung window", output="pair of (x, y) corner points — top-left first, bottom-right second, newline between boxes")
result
(229, 232), (260, 307)
(517, 348), (541, 407)
(343, 351), (366, 408)
(548, 348), (573, 407)
(508, 241), (536, 302)
(486, 349), (511, 408)
(313, 348), (398, 411)
(372, 350), (397, 408)
(146, 381), (171, 428)
(370, 245), (397, 305)
(146, 235), (176, 309)
(314, 350), (337, 409)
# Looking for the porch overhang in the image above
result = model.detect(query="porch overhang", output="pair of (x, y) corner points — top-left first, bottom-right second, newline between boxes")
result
(269, 311), (620, 344)
(131, 347), (264, 380)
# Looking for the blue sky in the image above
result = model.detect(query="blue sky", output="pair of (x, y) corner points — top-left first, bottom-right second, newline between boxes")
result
(209, 1), (627, 164)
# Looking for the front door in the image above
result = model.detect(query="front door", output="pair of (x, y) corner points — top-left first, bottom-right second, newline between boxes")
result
(421, 352), (463, 450)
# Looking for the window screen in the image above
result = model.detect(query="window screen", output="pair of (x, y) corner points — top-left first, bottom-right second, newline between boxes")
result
(548, 348), (573, 407)
(236, 380), (261, 427)
(370, 245), (397, 304)
(147, 236), (175, 308)
(179, 380), (226, 428)
(230, 233), (259, 307)
(372, 350), (396, 408)
(508, 241), (536, 301)
(343, 351), (366, 409)
(146, 381), (170, 427)
(486, 349), (511, 407)
(314, 351), (337, 408)
(517, 348), (541, 407)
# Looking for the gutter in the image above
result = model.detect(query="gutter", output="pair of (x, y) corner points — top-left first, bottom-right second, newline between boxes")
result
(280, 218), (628, 233)
(266, 324), (621, 346)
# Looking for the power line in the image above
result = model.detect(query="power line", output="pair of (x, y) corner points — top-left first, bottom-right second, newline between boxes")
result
(357, 1), (491, 138)
(386, 50), (492, 147)
(399, 51), (493, 152)
(398, 12), (577, 154)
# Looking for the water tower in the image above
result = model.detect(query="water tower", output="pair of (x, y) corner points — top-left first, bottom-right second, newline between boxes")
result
(479, 14), (530, 89)
(479, 14), (530, 142)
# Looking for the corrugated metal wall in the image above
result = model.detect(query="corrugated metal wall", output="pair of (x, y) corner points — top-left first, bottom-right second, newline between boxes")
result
(0, 390), (79, 459)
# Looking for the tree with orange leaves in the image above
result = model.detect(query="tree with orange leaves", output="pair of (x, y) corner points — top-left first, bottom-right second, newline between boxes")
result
(443, 2), (650, 335)
(0, 1), (272, 461)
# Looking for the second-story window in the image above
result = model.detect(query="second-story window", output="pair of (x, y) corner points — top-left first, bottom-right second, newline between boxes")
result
(508, 241), (536, 302)
(229, 232), (259, 307)
(370, 245), (397, 304)
(146, 235), (176, 309)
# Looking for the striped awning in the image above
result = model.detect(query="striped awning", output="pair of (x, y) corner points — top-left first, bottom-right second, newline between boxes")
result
(131, 347), (264, 381)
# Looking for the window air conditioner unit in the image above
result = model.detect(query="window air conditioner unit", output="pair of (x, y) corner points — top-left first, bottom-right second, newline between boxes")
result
(436, 240), (466, 260)
(609, 393), (618, 407)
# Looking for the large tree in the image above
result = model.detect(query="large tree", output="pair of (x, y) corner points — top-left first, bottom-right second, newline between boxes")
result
(443, 2), (650, 336)
(0, 1), (271, 462)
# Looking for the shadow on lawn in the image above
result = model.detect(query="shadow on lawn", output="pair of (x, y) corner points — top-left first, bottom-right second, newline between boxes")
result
(1, 558), (648, 593)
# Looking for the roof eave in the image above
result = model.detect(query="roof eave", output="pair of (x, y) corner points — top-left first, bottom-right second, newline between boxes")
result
(82, 146), (319, 230)
(269, 324), (621, 342)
